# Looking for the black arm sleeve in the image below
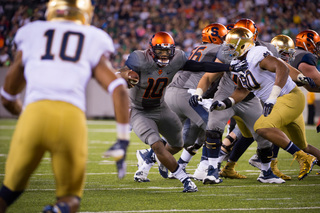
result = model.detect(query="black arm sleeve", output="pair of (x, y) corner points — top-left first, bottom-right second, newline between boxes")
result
(182, 60), (230, 73)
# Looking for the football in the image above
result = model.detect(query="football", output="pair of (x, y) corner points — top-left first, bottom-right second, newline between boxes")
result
(128, 70), (139, 85)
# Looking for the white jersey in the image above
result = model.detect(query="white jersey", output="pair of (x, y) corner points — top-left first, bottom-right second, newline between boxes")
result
(236, 46), (296, 103)
(14, 20), (115, 111)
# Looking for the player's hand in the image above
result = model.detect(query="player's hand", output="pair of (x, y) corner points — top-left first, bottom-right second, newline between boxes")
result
(189, 95), (202, 107)
(263, 98), (277, 117)
(210, 100), (226, 111)
(103, 139), (129, 179)
(297, 74), (316, 88)
(230, 59), (248, 73)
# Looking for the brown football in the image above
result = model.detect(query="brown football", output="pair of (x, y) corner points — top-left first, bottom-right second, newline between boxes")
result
(128, 71), (139, 85)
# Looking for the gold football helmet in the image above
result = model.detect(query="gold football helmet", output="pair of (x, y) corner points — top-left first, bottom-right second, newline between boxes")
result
(46, 0), (94, 25)
(224, 27), (254, 59)
(271, 35), (295, 63)
(202, 23), (228, 44)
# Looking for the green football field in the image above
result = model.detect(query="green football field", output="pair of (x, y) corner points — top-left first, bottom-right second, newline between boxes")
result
(0, 119), (320, 213)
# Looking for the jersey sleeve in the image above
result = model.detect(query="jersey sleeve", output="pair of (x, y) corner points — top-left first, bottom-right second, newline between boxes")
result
(88, 27), (115, 68)
(300, 53), (317, 67)
(247, 46), (272, 67)
(125, 51), (141, 72)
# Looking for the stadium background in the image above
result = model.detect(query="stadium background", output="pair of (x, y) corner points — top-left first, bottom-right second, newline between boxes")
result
(0, 0), (319, 122)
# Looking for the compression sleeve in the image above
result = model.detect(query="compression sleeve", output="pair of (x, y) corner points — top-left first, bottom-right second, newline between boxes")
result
(182, 60), (230, 73)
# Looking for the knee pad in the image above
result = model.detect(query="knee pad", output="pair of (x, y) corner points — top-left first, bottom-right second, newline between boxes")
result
(222, 134), (236, 153)
(257, 146), (273, 163)
(205, 130), (222, 150)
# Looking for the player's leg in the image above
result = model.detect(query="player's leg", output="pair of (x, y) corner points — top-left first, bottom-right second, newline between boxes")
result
(46, 101), (87, 213)
(254, 87), (316, 180)
(0, 102), (46, 212)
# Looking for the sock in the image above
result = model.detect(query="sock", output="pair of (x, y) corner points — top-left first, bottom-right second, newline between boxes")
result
(284, 141), (300, 155)
(202, 145), (208, 158)
(139, 161), (153, 173)
(180, 149), (193, 163)
(208, 157), (219, 168)
(272, 145), (280, 159)
(261, 162), (271, 171)
(217, 149), (228, 163)
(229, 136), (254, 162)
(172, 165), (189, 182)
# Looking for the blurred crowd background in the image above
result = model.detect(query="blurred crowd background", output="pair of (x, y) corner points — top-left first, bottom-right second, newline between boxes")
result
(0, 0), (319, 69)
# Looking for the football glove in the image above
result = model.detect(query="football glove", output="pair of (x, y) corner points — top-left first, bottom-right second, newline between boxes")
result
(103, 139), (129, 179)
(189, 95), (202, 107)
(297, 74), (316, 88)
(230, 59), (248, 74)
(210, 97), (235, 111)
(263, 98), (277, 117)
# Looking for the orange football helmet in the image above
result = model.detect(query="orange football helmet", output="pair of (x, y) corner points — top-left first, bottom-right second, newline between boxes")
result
(296, 29), (320, 57)
(225, 23), (235, 32)
(234, 18), (258, 41)
(202, 23), (228, 44)
(149, 31), (175, 67)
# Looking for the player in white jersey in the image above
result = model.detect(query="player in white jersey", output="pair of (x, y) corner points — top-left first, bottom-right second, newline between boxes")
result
(0, 0), (130, 212)
(249, 34), (320, 177)
(212, 27), (317, 181)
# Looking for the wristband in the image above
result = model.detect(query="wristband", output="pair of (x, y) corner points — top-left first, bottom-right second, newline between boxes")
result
(0, 87), (20, 101)
(195, 88), (203, 96)
(108, 78), (127, 95)
(222, 97), (235, 108)
(268, 85), (282, 100)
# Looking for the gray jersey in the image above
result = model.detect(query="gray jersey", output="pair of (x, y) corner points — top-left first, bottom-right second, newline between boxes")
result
(169, 43), (221, 90)
(126, 48), (187, 146)
(291, 48), (318, 68)
(165, 43), (221, 147)
(126, 49), (187, 109)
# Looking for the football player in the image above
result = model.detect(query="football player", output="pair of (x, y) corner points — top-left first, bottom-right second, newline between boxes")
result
(0, 0), (130, 212)
(217, 18), (292, 181)
(121, 31), (198, 193)
(270, 34), (320, 167)
(212, 27), (317, 181)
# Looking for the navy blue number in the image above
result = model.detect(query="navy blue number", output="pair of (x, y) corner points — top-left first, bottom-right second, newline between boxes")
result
(42, 30), (84, 62)
(41, 30), (55, 60)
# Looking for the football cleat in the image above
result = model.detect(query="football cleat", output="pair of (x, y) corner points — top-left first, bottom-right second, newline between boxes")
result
(293, 150), (317, 180)
(134, 170), (150, 182)
(193, 162), (208, 181)
(203, 165), (223, 184)
(136, 148), (156, 169)
(257, 168), (285, 184)
(43, 205), (57, 213)
(154, 155), (168, 178)
(248, 154), (262, 170)
(271, 158), (291, 180)
(103, 139), (129, 179)
(182, 178), (198, 193)
(316, 171), (320, 175)
(220, 162), (247, 179)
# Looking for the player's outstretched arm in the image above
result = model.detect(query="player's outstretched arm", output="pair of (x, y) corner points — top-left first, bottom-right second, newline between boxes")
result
(93, 55), (131, 179)
(0, 51), (25, 115)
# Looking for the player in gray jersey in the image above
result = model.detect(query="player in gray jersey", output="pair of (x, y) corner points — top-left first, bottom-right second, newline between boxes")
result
(164, 23), (228, 178)
(125, 31), (198, 193)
